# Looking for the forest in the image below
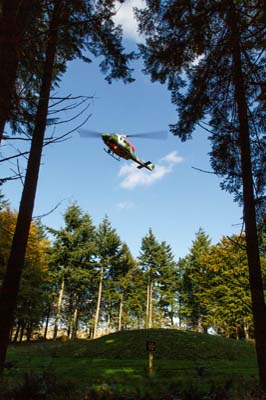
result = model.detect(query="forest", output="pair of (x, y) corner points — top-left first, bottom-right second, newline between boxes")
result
(1, 198), (264, 342)
(1, 0), (266, 398)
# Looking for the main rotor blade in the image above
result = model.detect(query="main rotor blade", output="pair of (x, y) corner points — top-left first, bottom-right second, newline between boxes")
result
(78, 129), (103, 138)
(126, 130), (168, 140)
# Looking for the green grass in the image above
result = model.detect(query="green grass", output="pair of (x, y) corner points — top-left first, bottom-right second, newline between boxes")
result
(2, 329), (259, 399)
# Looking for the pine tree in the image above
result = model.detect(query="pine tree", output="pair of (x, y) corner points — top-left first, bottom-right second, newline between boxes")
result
(200, 235), (254, 339)
(48, 203), (97, 339)
(178, 229), (211, 332)
(115, 243), (137, 331)
(0, 0), (40, 141)
(93, 216), (122, 338)
(0, 0), (135, 372)
(157, 241), (179, 327)
(136, 1), (266, 390)
(125, 266), (146, 329)
(138, 229), (162, 328)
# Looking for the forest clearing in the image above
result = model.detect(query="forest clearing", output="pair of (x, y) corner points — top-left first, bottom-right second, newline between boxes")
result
(1, 329), (258, 399)
(1, 1), (266, 398)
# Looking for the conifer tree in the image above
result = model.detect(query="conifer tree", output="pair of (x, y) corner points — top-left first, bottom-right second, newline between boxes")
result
(200, 235), (254, 339)
(157, 241), (179, 327)
(0, 0), (134, 372)
(139, 229), (162, 328)
(48, 203), (96, 339)
(125, 266), (146, 329)
(0, 0), (40, 141)
(136, 1), (266, 390)
(178, 229), (211, 332)
(93, 216), (122, 338)
(115, 243), (136, 331)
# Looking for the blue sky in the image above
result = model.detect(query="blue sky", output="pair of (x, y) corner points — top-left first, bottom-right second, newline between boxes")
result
(1, 0), (242, 259)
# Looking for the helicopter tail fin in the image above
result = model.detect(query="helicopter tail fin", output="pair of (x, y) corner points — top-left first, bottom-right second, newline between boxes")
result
(137, 161), (155, 171)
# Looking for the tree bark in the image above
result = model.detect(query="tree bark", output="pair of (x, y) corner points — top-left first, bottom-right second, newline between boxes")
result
(146, 278), (150, 329)
(43, 305), (51, 340)
(53, 274), (65, 340)
(118, 293), (123, 331)
(0, 2), (61, 376)
(146, 270), (153, 329)
(229, 4), (266, 394)
(70, 306), (78, 340)
(12, 323), (21, 344)
(93, 264), (104, 339)
(19, 322), (25, 343)
(149, 282), (153, 329)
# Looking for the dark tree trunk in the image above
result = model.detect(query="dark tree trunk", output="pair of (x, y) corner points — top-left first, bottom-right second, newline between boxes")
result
(26, 323), (33, 341)
(70, 306), (78, 340)
(43, 305), (51, 340)
(0, 2), (61, 376)
(12, 321), (21, 343)
(229, 4), (266, 394)
(19, 322), (25, 343)
(0, 0), (35, 142)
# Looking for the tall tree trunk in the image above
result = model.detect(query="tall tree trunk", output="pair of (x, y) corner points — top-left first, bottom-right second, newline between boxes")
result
(12, 322), (21, 343)
(148, 282), (153, 329)
(146, 270), (153, 329)
(53, 274), (65, 340)
(146, 279), (150, 329)
(106, 313), (111, 335)
(8, 327), (13, 343)
(0, 2), (61, 376)
(19, 322), (25, 343)
(118, 293), (124, 331)
(43, 305), (51, 340)
(70, 306), (78, 340)
(0, 0), (36, 143)
(244, 322), (250, 341)
(26, 323), (33, 341)
(229, 4), (266, 394)
(93, 265), (104, 339)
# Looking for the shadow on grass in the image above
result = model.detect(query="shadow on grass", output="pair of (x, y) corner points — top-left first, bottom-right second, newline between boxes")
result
(0, 368), (261, 400)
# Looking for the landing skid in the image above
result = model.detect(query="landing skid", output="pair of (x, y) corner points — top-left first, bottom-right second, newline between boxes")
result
(104, 148), (120, 161)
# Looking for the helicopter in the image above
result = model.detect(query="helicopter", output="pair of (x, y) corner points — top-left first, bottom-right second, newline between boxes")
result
(79, 129), (167, 171)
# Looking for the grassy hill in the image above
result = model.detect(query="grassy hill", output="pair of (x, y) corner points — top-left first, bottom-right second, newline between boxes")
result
(2, 329), (258, 399)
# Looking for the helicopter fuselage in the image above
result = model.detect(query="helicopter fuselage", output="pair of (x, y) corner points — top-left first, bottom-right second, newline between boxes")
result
(102, 133), (134, 160)
(102, 133), (154, 171)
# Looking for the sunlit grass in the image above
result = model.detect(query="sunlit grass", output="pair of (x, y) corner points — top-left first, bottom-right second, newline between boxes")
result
(3, 329), (258, 399)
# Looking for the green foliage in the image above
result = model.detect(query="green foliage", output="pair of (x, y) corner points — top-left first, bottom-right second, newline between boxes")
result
(139, 229), (179, 328)
(157, 241), (179, 326)
(136, 3), (266, 390)
(4, 0), (135, 136)
(48, 203), (97, 337)
(94, 215), (124, 333)
(0, 204), (50, 341)
(178, 231), (264, 339)
(136, 1), (266, 204)
(178, 229), (211, 332)
(199, 235), (254, 339)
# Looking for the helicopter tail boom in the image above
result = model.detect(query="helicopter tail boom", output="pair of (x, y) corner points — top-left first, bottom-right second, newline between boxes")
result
(137, 161), (155, 171)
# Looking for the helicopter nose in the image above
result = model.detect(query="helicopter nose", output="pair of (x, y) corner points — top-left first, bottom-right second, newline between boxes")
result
(102, 134), (111, 143)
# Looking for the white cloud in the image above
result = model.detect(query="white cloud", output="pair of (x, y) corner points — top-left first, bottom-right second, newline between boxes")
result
(118, 151), (184, 189)
(113, 0), (145, 41)
(160, 151), (184, 165)
(116, 201), (135, 210)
